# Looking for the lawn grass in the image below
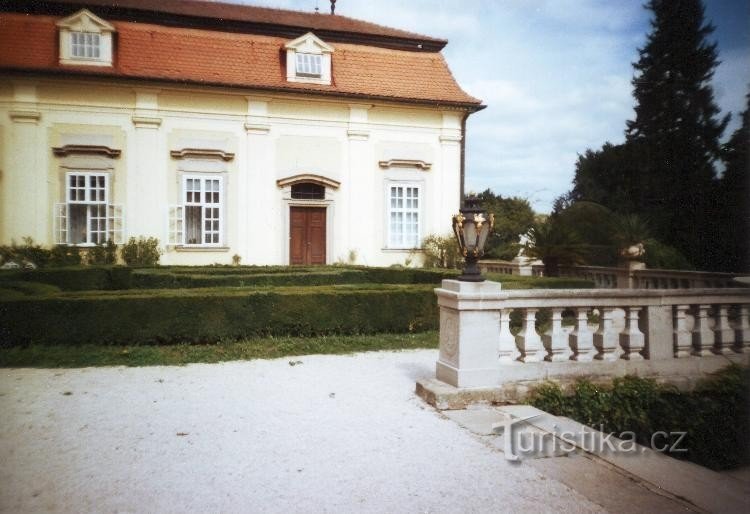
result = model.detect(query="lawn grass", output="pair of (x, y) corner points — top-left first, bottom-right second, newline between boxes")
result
(0, 331), (438, 368)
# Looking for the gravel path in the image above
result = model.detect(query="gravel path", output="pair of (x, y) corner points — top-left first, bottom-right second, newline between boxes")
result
(1, 350), (605, 513)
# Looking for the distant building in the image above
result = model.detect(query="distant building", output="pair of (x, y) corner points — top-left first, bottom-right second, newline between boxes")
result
(0, 0), (483, 265)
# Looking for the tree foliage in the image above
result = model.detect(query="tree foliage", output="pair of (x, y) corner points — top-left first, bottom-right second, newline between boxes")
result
(714, 91), (750, 272)
(475, 189), (536, 260)
(568, 0), (737, 271)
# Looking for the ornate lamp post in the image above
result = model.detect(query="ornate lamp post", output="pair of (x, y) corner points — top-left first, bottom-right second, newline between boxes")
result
(452, 195), (494, 282)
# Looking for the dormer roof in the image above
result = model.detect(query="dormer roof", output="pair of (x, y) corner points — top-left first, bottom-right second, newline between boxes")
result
(55, 8), (115, 33)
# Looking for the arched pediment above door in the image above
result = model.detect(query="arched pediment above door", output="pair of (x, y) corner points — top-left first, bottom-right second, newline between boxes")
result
(276, 174), (341, 190)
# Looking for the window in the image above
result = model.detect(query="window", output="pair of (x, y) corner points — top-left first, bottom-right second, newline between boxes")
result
(71, 32), (101, 59)
(179, 176), (223, 246)
(291, 183), (325, 200)
(285, 32), (333, 85)
(58, 172), (113, 245)
(57, 9), (115, 67)
(388, 184), (421, 248)
(295, 53), (322, 77)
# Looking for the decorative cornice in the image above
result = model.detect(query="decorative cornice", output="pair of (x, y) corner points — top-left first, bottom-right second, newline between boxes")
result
(347, 129), (370, 140)
(378, 159), (432, 170)
(170, 148), (235, 161)
(9, 110), (41, 123)
(132, 115), (162, 128)
(439, 134), (462, 144)
(277, 174), (341, 190)
(244, 122), (271, 134)
(52, 144), (121, 158)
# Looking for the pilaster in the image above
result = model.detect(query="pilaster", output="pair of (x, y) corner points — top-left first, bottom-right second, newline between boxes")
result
(129, 88), (163, 240)
(244, 96), (276, 264)
(5, 82), (46, 243)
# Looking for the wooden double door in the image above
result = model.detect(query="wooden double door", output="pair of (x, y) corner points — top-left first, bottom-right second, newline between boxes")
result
(290, 207), (326, 265)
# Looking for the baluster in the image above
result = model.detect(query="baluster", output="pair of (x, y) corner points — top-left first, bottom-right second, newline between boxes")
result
(673, 304), (692, 358)
(737, 305), (750, 352)
(713, 304), (734, 354)
(620, 307), (645, 360)
(498, 308), (518, 363)
(516, 308), (544, 362)
(543, 308), (569, 362)
(691, 304), (714, 356)
(570, 308), (595, 361)
(594, 308), (619, 361)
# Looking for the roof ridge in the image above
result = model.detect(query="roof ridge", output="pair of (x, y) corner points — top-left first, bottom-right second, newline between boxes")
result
(34, 0), (448, 48)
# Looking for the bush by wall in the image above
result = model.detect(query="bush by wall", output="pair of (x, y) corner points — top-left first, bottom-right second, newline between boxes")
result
(121, 237), (161, 266)
(0, 285), (438, 346)
(529, 367), (750, 470)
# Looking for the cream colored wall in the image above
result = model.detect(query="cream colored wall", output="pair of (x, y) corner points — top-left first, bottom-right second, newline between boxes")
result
(0, 76), (463, 266)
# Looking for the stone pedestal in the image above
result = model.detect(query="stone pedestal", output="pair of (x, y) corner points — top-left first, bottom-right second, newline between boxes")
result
(435, 280), (506, 388)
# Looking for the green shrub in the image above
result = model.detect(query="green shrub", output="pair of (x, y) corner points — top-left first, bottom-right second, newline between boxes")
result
(529, 367), (750, 470)
(0, 238), (52, 267)
(49, 245), (83, 266)
(421, 234), (462, 269)
(122, 237), (161, 266)
(0, 285), (438, 345)
(88, 240), (118, 265)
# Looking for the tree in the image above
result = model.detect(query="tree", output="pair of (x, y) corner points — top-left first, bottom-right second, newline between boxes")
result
(714, 91), (750, 271)
(523, 218), (588, 277)
(475, 189), (535, 260)
(624, 0), (729, 269)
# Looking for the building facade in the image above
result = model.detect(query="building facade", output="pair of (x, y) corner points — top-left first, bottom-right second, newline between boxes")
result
(0, 0), (482, 266)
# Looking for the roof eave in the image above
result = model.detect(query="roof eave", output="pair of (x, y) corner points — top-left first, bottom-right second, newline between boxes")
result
(1, 68), (483, 110)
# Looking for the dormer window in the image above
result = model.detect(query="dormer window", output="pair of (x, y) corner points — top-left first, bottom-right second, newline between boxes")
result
(71, 32), (101, 59)
(57, 9), (115, 67)
(285, 32), (333, 85)
(296, 53), (322, 77)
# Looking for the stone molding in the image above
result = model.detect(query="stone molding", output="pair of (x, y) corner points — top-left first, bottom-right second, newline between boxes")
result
(378, 159), (431, 170)
(169, 148), (234, 161)
(131, 116), (162, 128)
(52, 144), (121, 158)
(9, 110), (41, 123)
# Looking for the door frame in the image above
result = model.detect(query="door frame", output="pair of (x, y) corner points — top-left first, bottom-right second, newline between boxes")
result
(278, 175), (339, 266)
(281, 199), (334, 266)
(289, 205), (328, 265)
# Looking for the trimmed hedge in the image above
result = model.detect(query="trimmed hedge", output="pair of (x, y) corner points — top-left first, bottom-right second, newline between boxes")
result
(1, 266), (593, 293)
(1, 267), (133, 291)
(0, 285), (438, 346)
(130, 267), (457, 289)
(130, 269), (370, 289)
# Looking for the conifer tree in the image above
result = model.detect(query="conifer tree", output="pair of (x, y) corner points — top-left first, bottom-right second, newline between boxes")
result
(715, 91), (749, 271)
(625, 0), (729, 268)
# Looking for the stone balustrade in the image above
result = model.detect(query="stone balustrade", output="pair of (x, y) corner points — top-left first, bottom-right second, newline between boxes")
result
(479, 260), (742, 289)
(434, 280), (750, 390)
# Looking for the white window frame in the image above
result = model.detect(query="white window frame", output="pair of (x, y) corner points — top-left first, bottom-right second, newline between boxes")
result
(181, 175), (224, 247)
(284, 32), (333, 85)
(295, 53), (322, 77)
(386, 183), (422, 249)
(57, 9), (115, 67)
(64, 171), (109, 246)
(70, 31), (101, 59)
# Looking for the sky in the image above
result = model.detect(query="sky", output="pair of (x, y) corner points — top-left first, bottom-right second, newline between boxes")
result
(234, 0), (750, 212)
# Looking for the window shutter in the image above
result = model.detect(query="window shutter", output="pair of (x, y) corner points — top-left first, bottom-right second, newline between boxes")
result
(53, 203), (68, 245)
(168, 205), (184, 246)
(107, 204), (124, 244)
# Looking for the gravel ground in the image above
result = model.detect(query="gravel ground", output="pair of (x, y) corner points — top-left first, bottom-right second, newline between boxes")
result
(0, 350), (606, 514)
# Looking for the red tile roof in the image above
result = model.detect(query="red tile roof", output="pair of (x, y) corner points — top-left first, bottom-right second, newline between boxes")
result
(41, 0), (448, 48)
(0, 11), (481, 107)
